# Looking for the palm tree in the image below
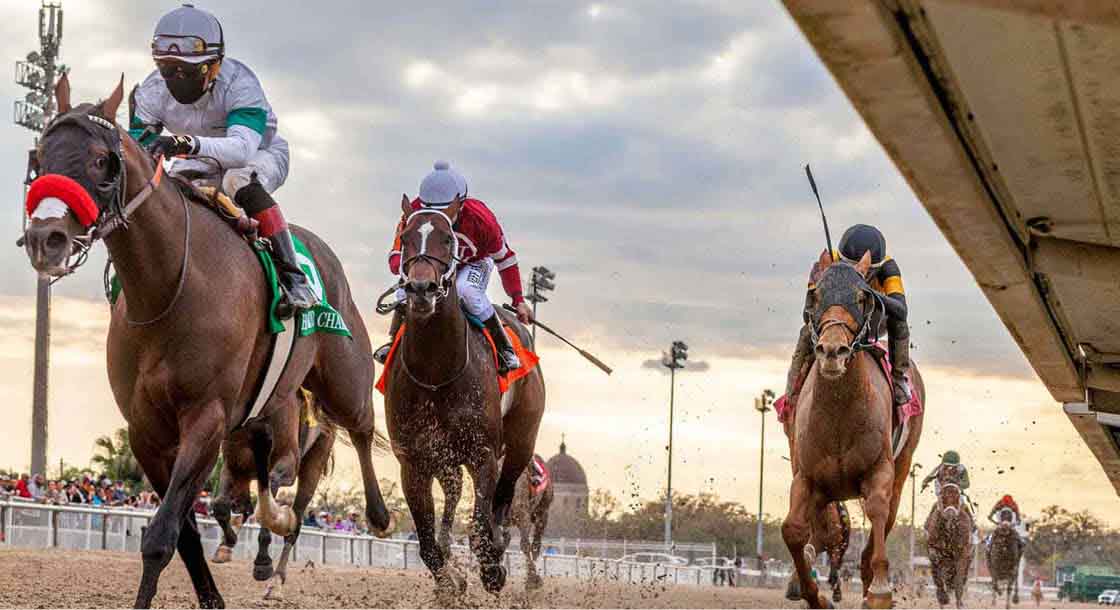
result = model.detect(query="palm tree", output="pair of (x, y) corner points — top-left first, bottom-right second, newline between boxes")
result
(91, 428), (144, 487)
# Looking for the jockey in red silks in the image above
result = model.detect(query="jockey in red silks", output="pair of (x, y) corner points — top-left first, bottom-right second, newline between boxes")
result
(988, 494), (1029, 547)
(375, 161), (533, 374)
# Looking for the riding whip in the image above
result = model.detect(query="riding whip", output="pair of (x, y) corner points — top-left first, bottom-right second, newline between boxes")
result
(804, 164), (833, 255)
(503, 304), (612, 375)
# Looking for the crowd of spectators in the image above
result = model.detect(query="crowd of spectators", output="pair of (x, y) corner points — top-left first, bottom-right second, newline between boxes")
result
(0, 471), (160, 509)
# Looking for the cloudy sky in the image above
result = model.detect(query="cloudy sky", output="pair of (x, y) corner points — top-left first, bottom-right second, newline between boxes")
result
(1, 1), (1117, 528)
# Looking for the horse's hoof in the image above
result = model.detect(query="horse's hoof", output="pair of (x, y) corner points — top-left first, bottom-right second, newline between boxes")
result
(262, 578), (283, 601)
(481, 563), (507, 594)
(863, 591), (892, 609)
(816, 592), (835, 609)
(526, 572), (544, 591)
(834, 589), (842, 603)
(786, 579), (802, 601)
(435, 567), (464, 606)
(372, 511), (397, 539)
(254, 561), (274, 582)
(212, 545), (233, 564)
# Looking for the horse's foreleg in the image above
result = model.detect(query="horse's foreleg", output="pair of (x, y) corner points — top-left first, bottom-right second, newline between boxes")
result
(468, 453), (507, 594)
(350, 425), (394, 536)
(862, 462), (895, 609)
(437, 467), (463, 558)
(134, 404), (226, 609)
(402, 462), (461, 603)
(782, 475), (829, 609)
(520, 516), (542, 591)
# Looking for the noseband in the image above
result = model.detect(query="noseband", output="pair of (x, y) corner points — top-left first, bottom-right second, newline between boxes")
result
(398, 208), (460, 301)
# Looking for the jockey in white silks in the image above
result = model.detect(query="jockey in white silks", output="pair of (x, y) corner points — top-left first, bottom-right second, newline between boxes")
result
(129, 3), (316, 317)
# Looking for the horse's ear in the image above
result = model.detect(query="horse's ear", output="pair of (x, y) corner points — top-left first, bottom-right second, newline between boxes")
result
(100, 74), (125, 123)
(817, 249), (833, 270)
(55, 71), (71, 114)
(401, 194), (412, 216)
(855, 250), (872, 277)
(445, 194), (463, 220)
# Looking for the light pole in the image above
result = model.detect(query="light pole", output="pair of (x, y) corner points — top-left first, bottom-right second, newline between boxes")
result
(755, 389), (775, 563)
(662, 340), (688, 548)
(15, 1), (65, 478)
(909, 462), (922, 579)
(525, 266), (555, 344)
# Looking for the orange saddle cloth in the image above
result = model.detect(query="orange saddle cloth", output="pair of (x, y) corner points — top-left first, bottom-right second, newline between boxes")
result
(376, 323), (539, 395)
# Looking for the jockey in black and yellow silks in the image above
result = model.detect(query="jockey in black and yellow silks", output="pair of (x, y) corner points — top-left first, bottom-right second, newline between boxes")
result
(785, 224), (912, 406)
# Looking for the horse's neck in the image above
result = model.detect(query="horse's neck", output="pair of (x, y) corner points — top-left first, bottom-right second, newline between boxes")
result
(104, 175), (189, 322)
(403, 294), (469, 378)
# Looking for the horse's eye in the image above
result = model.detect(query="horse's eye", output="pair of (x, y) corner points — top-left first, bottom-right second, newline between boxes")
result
(94, 156), (108, 170)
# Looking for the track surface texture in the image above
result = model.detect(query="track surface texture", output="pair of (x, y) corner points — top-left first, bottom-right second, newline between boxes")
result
(0, 549), (1096, 608)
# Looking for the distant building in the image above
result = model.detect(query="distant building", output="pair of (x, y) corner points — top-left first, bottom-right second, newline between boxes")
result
(545, 438), (589, 537)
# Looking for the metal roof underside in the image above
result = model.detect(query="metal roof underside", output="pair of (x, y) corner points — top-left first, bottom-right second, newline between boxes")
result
(782, 0), (1120, 494)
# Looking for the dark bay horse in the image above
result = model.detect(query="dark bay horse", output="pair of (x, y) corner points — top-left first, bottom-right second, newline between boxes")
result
(211, 389), (337, 601)
(383, 196), (546, 602)
(21, 76), (392, 608)
(927, 479), (972, 608)
(987, 508), (1022, 608)
(783, 250), (924, 609)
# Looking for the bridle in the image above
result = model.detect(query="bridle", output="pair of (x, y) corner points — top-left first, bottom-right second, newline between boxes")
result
(808, 263), (884, 353)
(30, 109), (189, 327)
(397, 208), (460, 302)
(937, 482), (963, 515)
(394, 207), (471, 392)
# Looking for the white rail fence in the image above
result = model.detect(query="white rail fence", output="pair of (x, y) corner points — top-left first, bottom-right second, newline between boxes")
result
(0, 499), (732, 587)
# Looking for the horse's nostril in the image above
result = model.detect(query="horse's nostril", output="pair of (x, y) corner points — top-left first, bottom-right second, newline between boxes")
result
(45, 231), (69, 252)
(814, 344), (826, 359)
(836, 346), (851, 359)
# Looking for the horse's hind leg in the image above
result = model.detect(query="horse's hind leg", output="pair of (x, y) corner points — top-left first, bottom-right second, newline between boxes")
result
(211, 462), (249, 563)
(493, 376), (544, 527)
(133, 404), (226, 609)
(782, 475), (830, 609)
(437, 467), (463, 558)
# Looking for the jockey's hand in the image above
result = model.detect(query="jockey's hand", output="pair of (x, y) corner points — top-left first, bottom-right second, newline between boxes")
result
(515, 301), (534, 325)
(148, 135), (199, 158)
(920, 482), (929, 492)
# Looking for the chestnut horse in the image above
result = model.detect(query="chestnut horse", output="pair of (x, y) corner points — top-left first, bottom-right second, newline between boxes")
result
(210, 389), (337, 601)
(21, 77), (392, 608)
(383, 196), (546, 602)
(927, 479), (973, 608)
(783, 250), (924, 609)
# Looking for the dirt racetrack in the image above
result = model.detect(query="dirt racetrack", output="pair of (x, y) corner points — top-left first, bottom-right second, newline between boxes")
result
(0, 548), (1096, 609)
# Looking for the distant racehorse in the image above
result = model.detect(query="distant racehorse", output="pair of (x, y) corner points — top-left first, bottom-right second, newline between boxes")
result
(927, 479), (972, 608)
(987, 508), (1022, 609)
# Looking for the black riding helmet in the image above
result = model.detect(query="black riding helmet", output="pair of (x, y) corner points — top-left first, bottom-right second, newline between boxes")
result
(838, 224), (887, 268)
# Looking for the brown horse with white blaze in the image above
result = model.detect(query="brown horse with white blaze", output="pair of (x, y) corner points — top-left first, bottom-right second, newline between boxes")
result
(383, 195), (546, 602)
(21, 76), (393, 608)
(783, 250), (924, 609)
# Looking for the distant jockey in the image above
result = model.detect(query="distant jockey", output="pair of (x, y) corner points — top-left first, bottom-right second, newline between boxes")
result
(376, 161), (532, 374)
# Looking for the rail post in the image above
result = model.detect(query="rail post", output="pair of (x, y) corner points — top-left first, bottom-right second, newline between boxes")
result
(101, 508), (109, 550)
(50, 507), (59, 548)
(321, 532), (327, 564)
(368, 538), (373, 566)
(349, 537), (354, 565)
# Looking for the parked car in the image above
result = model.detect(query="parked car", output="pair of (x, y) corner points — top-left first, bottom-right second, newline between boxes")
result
(1098, 590), (1119, 605)
(618, 552), (689, 566)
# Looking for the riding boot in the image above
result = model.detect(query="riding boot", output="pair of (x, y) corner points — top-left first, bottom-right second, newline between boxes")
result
(234, 177), (318, 319)
(887, 317), (913, 406)
(374, 307), (404, 364)
(483, 312), (521, 375)
(784, 323), (814, 400)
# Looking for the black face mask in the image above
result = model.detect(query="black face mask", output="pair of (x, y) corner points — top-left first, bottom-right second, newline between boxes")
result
(158, 61), (214, 105)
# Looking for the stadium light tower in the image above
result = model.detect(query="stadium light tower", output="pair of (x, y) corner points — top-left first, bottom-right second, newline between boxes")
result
(525, 266), (555, 344)
(15, 1), (65, 478)
(662, 340), (688, 547)
(755, 388), (775, 563)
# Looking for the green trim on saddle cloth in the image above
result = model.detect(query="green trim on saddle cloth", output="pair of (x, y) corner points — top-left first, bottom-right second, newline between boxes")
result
(106, 235), (351, 339)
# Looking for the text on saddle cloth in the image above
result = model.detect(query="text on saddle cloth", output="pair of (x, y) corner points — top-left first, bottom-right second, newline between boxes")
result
(375, 321), (540, 395)
(773, 339), (923, 425)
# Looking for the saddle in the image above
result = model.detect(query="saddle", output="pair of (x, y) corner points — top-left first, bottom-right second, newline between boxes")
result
(775, 341), (923, 459)
(375, 315), (540, 395)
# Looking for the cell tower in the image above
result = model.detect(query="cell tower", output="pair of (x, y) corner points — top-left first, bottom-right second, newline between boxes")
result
(15, 1), (64, 478)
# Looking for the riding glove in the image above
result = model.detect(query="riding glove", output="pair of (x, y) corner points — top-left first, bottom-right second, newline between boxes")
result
(148, 134), (199, 158)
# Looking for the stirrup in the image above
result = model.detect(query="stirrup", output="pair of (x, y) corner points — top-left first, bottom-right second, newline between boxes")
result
(892, 376), (912, 405)
(374, 343), (392, 364)
(498, 349), (521, 374)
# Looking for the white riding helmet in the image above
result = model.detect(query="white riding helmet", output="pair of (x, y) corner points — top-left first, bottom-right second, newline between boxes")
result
(418, 160), (469, 209)
(151, 3), (224, 64)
